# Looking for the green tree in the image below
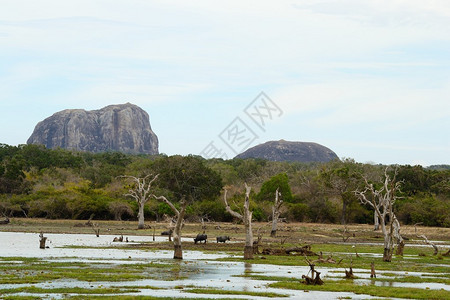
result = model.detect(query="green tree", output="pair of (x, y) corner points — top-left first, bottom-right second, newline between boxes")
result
(319, 159), (362, 225)
(256, 173), (293, 202)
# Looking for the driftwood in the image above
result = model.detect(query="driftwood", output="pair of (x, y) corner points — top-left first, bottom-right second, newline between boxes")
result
(344, 257), (355, 279)
(344, 267), (354, 279)
(302, 257), (324, 285)
(39, 232), (47, 249)
(74, 214), (95, 228)
(314, 251), (337, 264)
(415, 223), (438, 255)
(113, 235), (124, 242)
(262, 245), (316, 256)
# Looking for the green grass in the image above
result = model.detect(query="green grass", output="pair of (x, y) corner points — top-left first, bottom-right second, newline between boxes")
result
(185, 288), (289, 298)
(0, 286), (138, 295)
(0, 257), (189, 284)
(269, 279), (450, 299)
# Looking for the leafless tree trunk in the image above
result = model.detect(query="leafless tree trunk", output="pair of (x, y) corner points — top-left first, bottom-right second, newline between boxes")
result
(354, 167), (402, 262)
(119, 174), (159, 229)
(271, 188), (283, 238)
(393, 218), (404, 255)
(374, 205), (380, 231)
(224, 184), (253, 259)
(154, 196), (187, 259)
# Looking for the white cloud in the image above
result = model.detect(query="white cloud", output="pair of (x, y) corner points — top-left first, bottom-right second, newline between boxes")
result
(0, 1), (449, 164)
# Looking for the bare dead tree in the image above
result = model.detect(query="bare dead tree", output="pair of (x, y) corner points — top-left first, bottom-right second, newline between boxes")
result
(119, 174), (159, 229)
(414, 222), (438, 255)
(271, 188), (283, 238)
(224, 184), (254, 259)
(354, 167), (403, 262)
(154, 195), (187, 259)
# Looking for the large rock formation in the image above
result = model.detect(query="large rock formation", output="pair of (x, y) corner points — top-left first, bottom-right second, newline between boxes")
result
(235, 140), (338, 162)
(27, 103), (159, 154)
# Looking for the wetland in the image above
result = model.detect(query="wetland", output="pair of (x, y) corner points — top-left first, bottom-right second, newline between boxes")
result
(0, 219), (449, 299)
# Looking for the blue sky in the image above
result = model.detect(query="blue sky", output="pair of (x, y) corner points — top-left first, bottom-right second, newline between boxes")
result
(1, 0), (449, 166)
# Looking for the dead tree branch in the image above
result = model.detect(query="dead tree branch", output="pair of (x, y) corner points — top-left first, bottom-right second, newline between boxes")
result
(414, 222), (438, 255)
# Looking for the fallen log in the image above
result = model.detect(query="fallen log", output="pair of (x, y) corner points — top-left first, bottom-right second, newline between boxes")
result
(0, 217), (9, 225)
(262, 245), (317, 256)
(285, 245), (317, 256)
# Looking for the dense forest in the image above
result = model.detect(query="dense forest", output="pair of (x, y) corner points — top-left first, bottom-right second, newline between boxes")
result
(0, 143), (448, 227)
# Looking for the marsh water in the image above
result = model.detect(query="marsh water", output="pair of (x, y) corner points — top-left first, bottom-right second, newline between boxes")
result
(0, 232), (448, 299)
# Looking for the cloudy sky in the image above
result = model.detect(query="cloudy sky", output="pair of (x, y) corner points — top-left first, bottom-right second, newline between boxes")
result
(1, 0), (449, 165)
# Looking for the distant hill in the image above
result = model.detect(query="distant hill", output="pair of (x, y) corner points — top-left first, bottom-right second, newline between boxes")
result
(427, 165), (450, 170)
(235, 140), (338, 162)
(27, 103), (159, 154)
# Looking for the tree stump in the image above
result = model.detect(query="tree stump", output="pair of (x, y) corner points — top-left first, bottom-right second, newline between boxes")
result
(93, 228), (100, 237)
(395, 240), (405, 256)
(370, 262), (376, 278)
(303, 257), (324, 285)
(39, 232), (47, 249)
(344, 267), (355, 279)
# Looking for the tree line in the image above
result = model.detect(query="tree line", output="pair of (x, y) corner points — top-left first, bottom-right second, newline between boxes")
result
(0, 143), (448, 227)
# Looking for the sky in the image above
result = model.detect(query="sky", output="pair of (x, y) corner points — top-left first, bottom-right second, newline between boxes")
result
(0, 0), (449, 166)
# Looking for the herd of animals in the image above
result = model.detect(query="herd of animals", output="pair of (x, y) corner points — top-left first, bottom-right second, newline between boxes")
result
(113, 230), (231, 244)
(162, 230), (231, 244)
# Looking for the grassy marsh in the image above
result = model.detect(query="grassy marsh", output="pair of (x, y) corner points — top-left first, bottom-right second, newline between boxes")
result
(0, 219), (449, 299)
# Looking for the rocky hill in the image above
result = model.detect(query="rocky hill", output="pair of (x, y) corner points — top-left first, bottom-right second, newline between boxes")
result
(235, 140), (338, 162)
(27, 103), (159, 154)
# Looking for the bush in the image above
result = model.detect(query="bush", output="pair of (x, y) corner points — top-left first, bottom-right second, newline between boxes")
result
(285, 202), (309, 222)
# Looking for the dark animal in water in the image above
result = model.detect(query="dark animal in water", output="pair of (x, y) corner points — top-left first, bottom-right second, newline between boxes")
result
(216, 236), (230, 243)
(194, 233), (207, 244)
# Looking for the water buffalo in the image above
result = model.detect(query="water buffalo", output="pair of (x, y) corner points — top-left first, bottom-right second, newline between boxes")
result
(161, 229), (173, 236)
(194, 233), (207, 244)
(216, 236), (230, 243)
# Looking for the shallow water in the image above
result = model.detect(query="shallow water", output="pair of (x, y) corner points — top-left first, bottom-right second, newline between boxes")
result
(0, 232), (448, 299)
